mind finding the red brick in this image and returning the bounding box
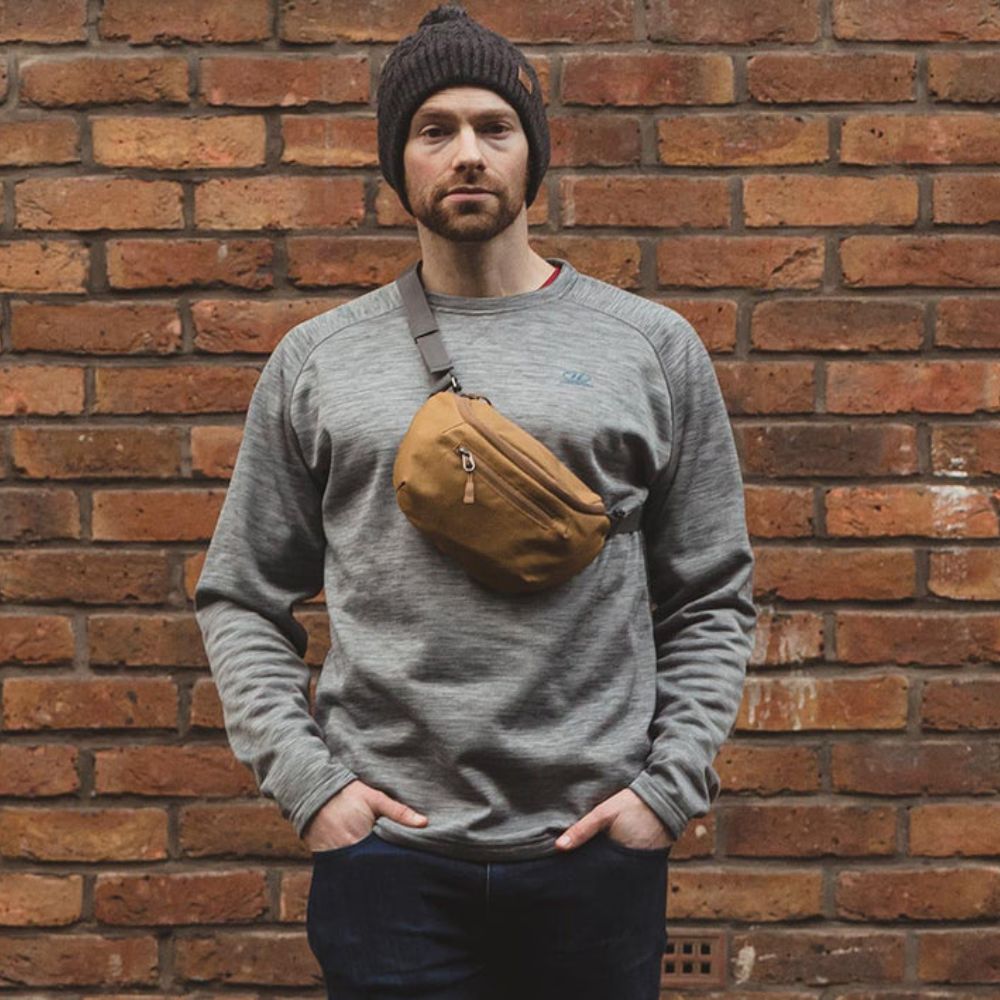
[726,803,897,856]
[560,176,728,229]
[715,743,821,795]
[842,235,1000,288]
[0,873,83,926]
[934,173,1000,225]
[11,301,182,354]
[0,744,79,795]
[929,548,1000,601]
[744,484,814,538]
[0,807,168,861]
[106,238,273,291]
[834,0,1000,41]
[179,803,308,859]
[658,113,828,166]
[826,485,1000,538]
[668,868,824,922]
[91,489,224,541]
[94,745,255,797]
[2,677,178,731]
[87,613,209,668]
[93,365,258,414]
[100,0,271,43]
[0,548,170,602]
[737,422,918,477]
[714,360,814,414]
[929,52,1000,104]
[842,113,1000,165]
[92,115,266,169]
[0,241,88,293]
[175,929,317,986]
[922,678,1000,731]
[281,114,377,166]
[910,803,1000,856]
[754,547,915,601]
[95,869,267,925]
[748,52,915,103]
[189,425,242,479]
[201,55,368,106]
[562,52,732,106]
[0,364,84,415]
[833,740,1000,796]
[0,118,79,165]
[281,0,632,43]
[932,423,1000,476]
[836,610,1000,665]
[0,934,158,987]
[191,297,344,353]
[20,55,189,106]
[0,0,87,43]
[736,675,909,732]
[548,116,642,167]
[657,236,824,289]
[16,177,183,231]
[648,0,820,43]
[194,177,365,230]
[13,425,182,479]
[286,236,421,288]
[918,929,1000,984]
[751,298,924,352]
[744,174,917,227]
[750,609,825,668]
[189,676,223,729]
[0,490,81,543]
[652,297,738,353]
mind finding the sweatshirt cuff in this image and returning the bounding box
[288,766,359,840]
[627,771,689,842]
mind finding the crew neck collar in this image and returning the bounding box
[413,257,577,314]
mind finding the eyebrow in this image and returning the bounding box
[413,107,515,124]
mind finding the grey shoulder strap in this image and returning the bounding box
[397,260,461,392]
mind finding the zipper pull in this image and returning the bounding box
[457,446,476,503]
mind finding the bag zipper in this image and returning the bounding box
[454,393,605,516]
[456,445,557,533]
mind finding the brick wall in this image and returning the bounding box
[1,0,999,994]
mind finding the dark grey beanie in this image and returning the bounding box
[375,3,550,216]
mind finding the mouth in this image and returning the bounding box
[444,188,495,199]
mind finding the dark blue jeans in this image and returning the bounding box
[305,828,670,999]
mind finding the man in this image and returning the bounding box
[194,4,757,998]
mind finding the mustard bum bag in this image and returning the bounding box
[391,260,643,594]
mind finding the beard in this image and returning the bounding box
[409,174,526,243]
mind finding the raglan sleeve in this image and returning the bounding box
[193,334,358,839]
[627,317,758,842]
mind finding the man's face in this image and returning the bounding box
[402,86,529,243]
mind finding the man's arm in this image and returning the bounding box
[628,319,757,842]
[194,334,357,839]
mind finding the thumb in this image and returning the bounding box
[371,789,428,828]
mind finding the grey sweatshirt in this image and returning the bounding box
[194,257,757,862]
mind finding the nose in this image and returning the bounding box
[450,122,486,172]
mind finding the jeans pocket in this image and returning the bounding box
[596,829,672,858]
[310,829,378,861]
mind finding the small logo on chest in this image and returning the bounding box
[561,370,593,387]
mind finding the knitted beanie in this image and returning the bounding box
[375,3,550,216]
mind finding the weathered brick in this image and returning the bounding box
[548,115,642,168]
[179,803,308,859]
[281,114,377,166]
[749,610,825,667]
[754,546,916,601]
[716,743,821,794]
[16,177,183,232]
[189,425,242,479]
[106,238,273,290]
[751,298,924,352]
[834,0,1000,41]
[0,806,168,861]
[0,241,88,293]
[0,0,87,43]
[922,678,1000,731]
[194,177,365,230]
[100,0,271,43]
[2,677,178,730]
[748,52,915,103]
[736,675,909,732]
[648,0,820,43]
[658,113,828,166]
[668,868,824,921]
[94,745,256,796]
[836,610,1000,664]
[201,55,368,106]
[0,744,79,795]
[0,548,171,602]
[744,175,917,227]
[10,301,182,354]
[20,55,189,106]
[932,424,1000,477]
[286,236,421,288]
[0,873,83,926]
[91,489,224,541]
[95,869,268,925]
[175,929,318,987]
[191,297,343,353]
[92,115,266,169]
[826,485,1000,538]
[0,490,81,543]
[910,803,1000,856]
[0,364,85,415]
[929,548,1000,601]
[657,236,824,289]
[87,613,209,668]
[13,426,182,479]
[189,676,224,729]
[918,929,1000,984]
[934,174,1000,225]
[93,365,258,414]
[744,484,814,538]
[0,118,79,165]
[562,52,732,106]
[560,176,728,229]
[714,360,814,414]
[842,113,1000,164]
[652,297,738,353]
[0,933,158,987]
[842,236,1000,288]
[726,803,897,856]
[929,52,1000,103]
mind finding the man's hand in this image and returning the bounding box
[302,779,428,852]
[554,788,677,852]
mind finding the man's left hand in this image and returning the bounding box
[554,788,677,851]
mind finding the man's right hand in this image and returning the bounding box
[302,779,428,852]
